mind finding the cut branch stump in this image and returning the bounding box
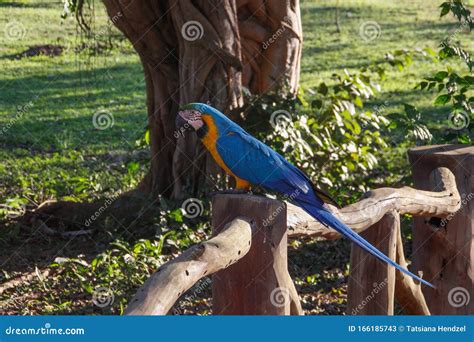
[212,194,300,315]
[409,145,473,315]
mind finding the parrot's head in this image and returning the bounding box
[176,103,231,138]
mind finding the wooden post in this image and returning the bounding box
[212,194,300,315]
[347,211,397,315]
[409,145,473,315]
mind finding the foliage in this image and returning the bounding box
[244,50,433,199]
[414,0,474,144]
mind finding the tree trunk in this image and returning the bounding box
[101,0,302,200]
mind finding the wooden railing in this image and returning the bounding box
[125,145,473,315]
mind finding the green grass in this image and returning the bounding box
[301,0,473,142]
[0,0,472,315]
[0,0,148,207]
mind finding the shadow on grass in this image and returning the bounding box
[0,63,146,151]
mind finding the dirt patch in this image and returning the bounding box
[14,45,64,59]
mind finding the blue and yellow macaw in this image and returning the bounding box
[176,103,433,288]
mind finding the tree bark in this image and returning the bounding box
[101,0,303,200]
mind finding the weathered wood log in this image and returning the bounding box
[409,145,473,315]
[212,194,301,315]
[125,218,252,315]
[288,167,461,240]
[394,216,431,315]
[347,211,397,315]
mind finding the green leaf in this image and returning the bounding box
[354,96,363,108]
[311,99,323,109]
[144,130,150,145]
[457,134,471,144]
[169,208,183,222]
[464,76,474,84]
[424,47,438,58]
[434,94,451,105]
[440,3,450,17]
[83,283,94,294]
[317,83,328,95]
[434,71,448,81]
[418,81,428,90]
[427,82,437,91]
[91,258,98,271]
[127,161,140,173]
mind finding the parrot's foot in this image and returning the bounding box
[210,189,252,196]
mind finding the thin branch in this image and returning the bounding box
[394,221,431,315]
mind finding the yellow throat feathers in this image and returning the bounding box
[200,114,251,190]
[200,114,234,177]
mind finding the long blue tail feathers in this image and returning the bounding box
[297,201,435,288]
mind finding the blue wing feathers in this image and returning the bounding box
[216,129,310,195]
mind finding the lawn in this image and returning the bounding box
[0,0,471,314]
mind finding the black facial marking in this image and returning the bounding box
[196,124,208,138]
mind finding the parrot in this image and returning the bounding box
[176,102,434,288]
